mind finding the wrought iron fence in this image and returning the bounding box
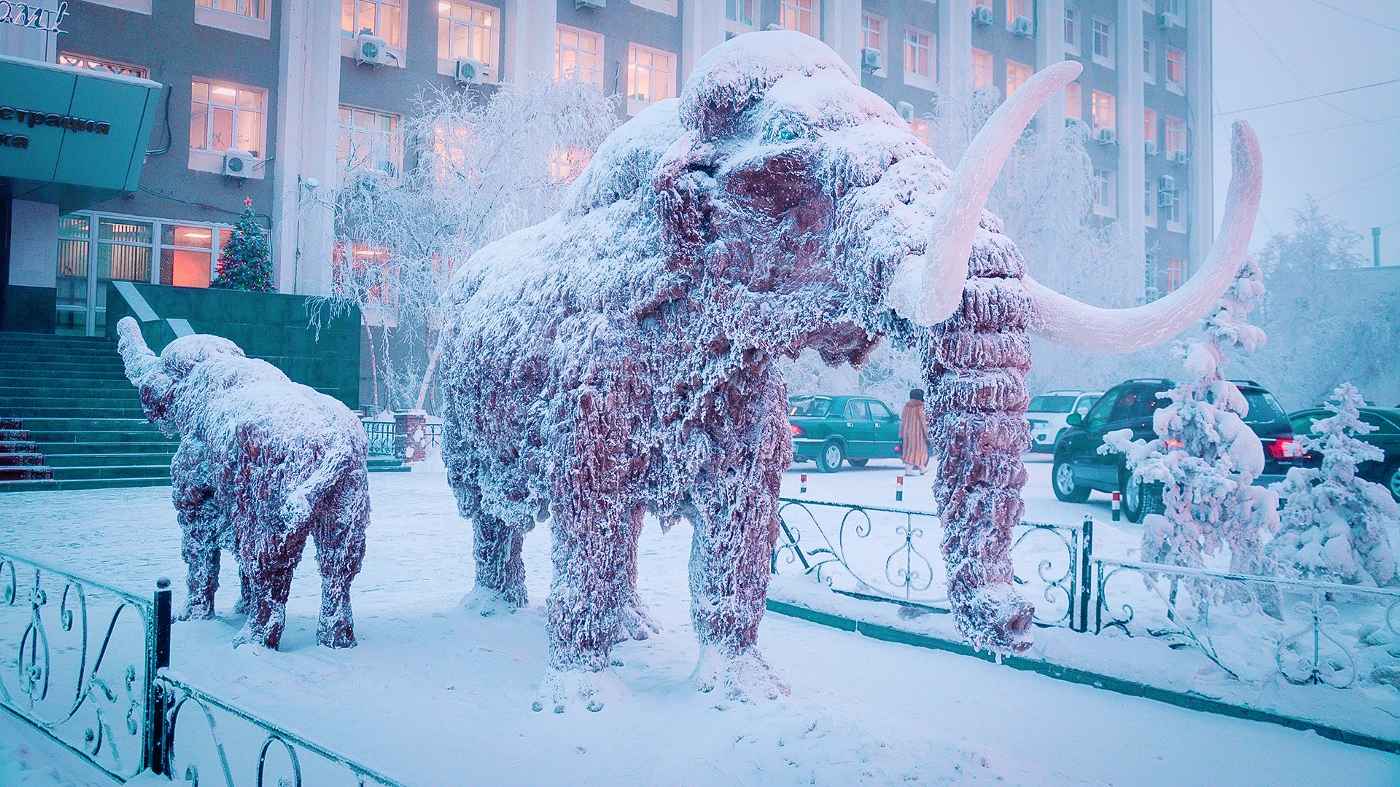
[1095,558,1400,689]
[0,548,407,785]
[773,498,1092,630]
[362,420,442,459]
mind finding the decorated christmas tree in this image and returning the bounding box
[212,198,275,292]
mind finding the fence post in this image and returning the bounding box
[1076,516,1094,633]
[146,578,172,775]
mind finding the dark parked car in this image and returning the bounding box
[1052,379,1302,522]
[1288,405,1400,501]
[789,395,902,472]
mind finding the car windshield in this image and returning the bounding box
[1028,395,1078,414]
[1242,390,1287,426]
[790,397,831,417]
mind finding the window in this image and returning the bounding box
[1144,108,1158,150]
[161,224,233,289]
[905,28,934,86]
[58,53,148,79]
[727,0,756,27]
[1166,47,1185,93]
[1143,178,1155,225]
[843,400,870,420]
[1006,0,1031,30]
[338,107,403,177]
[342,0,402,48]
[1091,89,1115,134]
[1164,115,1186,156]
[550,148,590,184]
[862,14,885,73]
[627,44,676,115]
[971,48,993,90]
[909,117,932,146]
[1091,19,1113,67]
[1160,178,1182,226]
[1006,60,1031,98]
[197,0,264,20]
[190,79,265,157]
[1093,167,1116,217]
[334,242,397,320]
[438,1,498,72]
[1165,258,1184,293]
[1064,81,1082,121]
[1142,38,1155,83]
[556,25,603,86]
[1063,6,1079,55]
[780,0,818,37]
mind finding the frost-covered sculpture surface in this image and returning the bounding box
[1269,384,1399,587]
[439,32,1263,703]
[116,317,370,649]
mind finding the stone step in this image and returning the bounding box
[0,439,38,453]
[0,391,140,406]
[39,441,176,455]
[0,428,30,441]
[28,429,172,444]
[0,418,20,429]
[0,376,135,390]
[0,476,171,493]
[51,464,172,481]
[0,452,45,466]
[45,452,175,468]
[0,465,54,481]
[0,362,128,377]
[3,407,148,420]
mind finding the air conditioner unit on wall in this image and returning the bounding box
[454,58,487,85]
[972,5,993,26]
[860,47,882,72]
[895,101,915,123]
[1159,12,1181,29]
[1169,150,1189,165]
[1144,139,1158,156]
[355,32,394,67]
[1012,16,1033,37]
[1158,174,1176,191]
[222,148,254,177]
[575,0,605,8]
[1096,127,1117,145]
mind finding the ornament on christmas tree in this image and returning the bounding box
[212,198,275,292]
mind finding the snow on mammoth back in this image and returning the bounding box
[438,31,1263,705]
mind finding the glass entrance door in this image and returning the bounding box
[55,216,154,336]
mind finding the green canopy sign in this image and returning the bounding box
[0,53,161,210]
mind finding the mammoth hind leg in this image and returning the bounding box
[175,491,222,621]
[311,473,370,648]
[468,513,530,612]
[545,499,631,674]
[232,520,310,651]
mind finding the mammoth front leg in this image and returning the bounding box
[311,472,370,648]
[470,514,530,611]
[171,441,223,621]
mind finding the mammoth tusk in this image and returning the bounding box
[116,316,160,383]
[887,60,1082,327]
[1026,120,1263,352]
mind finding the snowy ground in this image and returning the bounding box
[1,460,1397,785]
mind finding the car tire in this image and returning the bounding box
[847,458,869,467]
[1121,470,1164,524]
[817,441,845,473]
[1052,454,1090,503]
[1385,460,1400,503]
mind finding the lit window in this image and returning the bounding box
[1006,60,1031,97]
[1065,81,1082,121]
[338,107,403,177]
[727,0,756,27]
[556,25,603,86]
[627,43,677,114]
[160,223,233,289]
[780,0,818,37]
[551,147,591,184]
[1091,89,1115,134]
[862,14,885,70]
[1063,7,1079,55]
[1165,258,1184,293]
[438,1,498,71]
[1165,116,1186,156]
[971,48,993,90]
[190,79,265,157]
[905,28,934,84]
[1166,47,1186,93]
[342,0,402,48]
[58,53,148,79]
[909,117,932,146]
[1142,38,1155,83]
[1093,167,1116,217]
[334,242,397,317]
[972,0,992,10]
[1144,179,1155,225]
[1091,19,1113,67]
[197,0,265,20]
[1005,0,1031,29]
[1144,108,1158,149]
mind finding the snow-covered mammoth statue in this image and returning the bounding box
[116,317,370,650]
[440,32,1261,706]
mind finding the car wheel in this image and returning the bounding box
[1386,460,1400,503]
[1121,470,1163,523]
[817,441,845,473]
[847,458,869,467]
[1052,454,1090,503]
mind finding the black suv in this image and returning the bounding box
[1051,379,1301,522]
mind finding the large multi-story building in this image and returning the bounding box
[0,0,1212,337]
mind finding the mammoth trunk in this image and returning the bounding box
[923,237,1036,654]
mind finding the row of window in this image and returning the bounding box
[1065,5,1187,93]
[1089,165,1185,230]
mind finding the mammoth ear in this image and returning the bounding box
[654,137,720,260]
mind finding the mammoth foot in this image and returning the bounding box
[176,598,217,622]
[691,645,791,703]
[233,595,250,615]
[531,667,628,714]
[613,598,662,644]
[317,616,357,649]
[232,609,285,650]
[952,584,1035,655]
[460,586,527,617]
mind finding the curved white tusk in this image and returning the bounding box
[116,316,160,383]
[887,60,1083,327]
[1026,120,1263,352]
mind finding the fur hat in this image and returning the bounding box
[910,389,924,401]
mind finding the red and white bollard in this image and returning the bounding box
[800,473,808,495]
[896,474,904,503]
[1111,490,1121,521]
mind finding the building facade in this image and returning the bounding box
[0,0,1212,336]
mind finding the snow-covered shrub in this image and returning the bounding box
[1268,384,1399,587]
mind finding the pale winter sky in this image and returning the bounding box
[1211,0,1400,262]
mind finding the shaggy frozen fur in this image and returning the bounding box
[116,317,370,649]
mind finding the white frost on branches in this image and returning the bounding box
[1268,384,1399,587]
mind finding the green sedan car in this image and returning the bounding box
[788,395,902,472]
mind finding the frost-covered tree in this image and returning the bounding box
[319,80,617,412]
[1268,384,1399,587]
[1106,258,1280,598]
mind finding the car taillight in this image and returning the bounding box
[1165,439,1184,450]
[790,425,804,437]
[1267,438,1303,460]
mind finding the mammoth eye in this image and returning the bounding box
[775,125,799,142]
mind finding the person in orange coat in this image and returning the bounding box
[900,389,930,476]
